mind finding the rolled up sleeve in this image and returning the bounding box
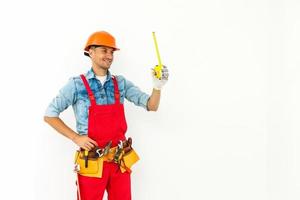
[120,76,150,110]
[44,78,77,117]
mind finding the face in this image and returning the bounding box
[89,46,115,70]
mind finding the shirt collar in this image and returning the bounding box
[86,68,112,81]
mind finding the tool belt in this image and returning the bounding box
[74,137,139,178]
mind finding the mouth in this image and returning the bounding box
[104,59,112,64]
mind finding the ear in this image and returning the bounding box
[88,48,94,57]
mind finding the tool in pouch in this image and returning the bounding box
[74,138,140,178]
[152,32,164,79]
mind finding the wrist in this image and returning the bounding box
[153,87,161,90]
[71,134,79,142]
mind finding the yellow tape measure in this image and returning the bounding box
[152,32,163,79]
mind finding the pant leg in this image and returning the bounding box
[77,162,111,200]
[106,162,131,200]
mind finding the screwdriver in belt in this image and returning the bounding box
[84,150,89,168]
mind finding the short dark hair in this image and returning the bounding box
[84,45,101,57]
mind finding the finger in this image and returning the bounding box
[88,138,98,146]
[84,144,92,151]
[162,72,169,79]
[151,69,155,76]
[86,142,95,149]
[163,71,169,76]
[162,68,168,72]
[81,145,89,151]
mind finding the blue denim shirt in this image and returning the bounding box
[45,69,150,135]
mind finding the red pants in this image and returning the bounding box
[77,75,131,200]
[77,162,131,200]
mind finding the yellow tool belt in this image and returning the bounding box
[74,139,139,178]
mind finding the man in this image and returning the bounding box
[44,31,169,200]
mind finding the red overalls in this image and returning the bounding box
[77,74,131,200]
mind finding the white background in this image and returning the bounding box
[0,0,299,199]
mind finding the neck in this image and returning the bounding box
[92,65,108,76]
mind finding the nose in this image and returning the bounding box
[106,52,113,60]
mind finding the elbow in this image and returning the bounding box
[147,98,159,112]
[44,116,55,123]
[147,105,159,112]
[44,116,50,123]
[152,106,159,112]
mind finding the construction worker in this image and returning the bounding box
[44,31,169,200]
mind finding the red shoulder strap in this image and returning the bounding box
[80,75,96,106]
[112,76,120,104]
[80,74,121,105]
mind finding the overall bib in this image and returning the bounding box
[77,74,131,200]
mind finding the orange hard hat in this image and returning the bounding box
[84,31,120,56]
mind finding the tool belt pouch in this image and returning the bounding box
[74,150,103,178]
[122,149,140,172]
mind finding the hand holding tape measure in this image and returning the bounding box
[152,32,169,90]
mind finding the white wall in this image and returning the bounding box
[0,0,299,199]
